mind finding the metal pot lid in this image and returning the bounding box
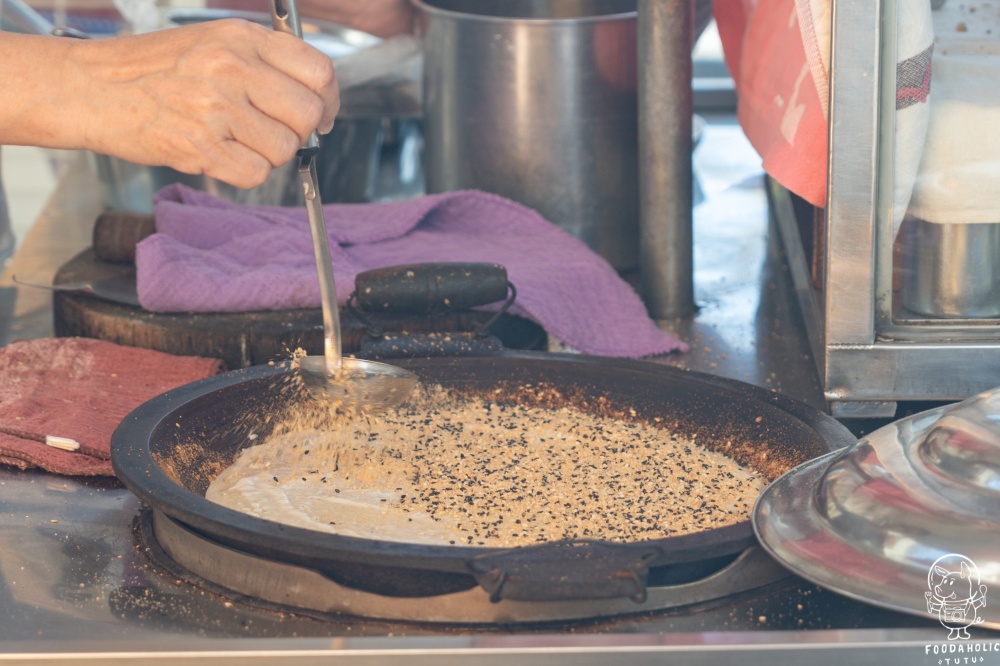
[753,387,1000,629]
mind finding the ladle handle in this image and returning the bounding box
[269,0,302,38]
[298,151,342,371]
[269,0,320,152]
[271,0,341,372]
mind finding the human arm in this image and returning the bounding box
[0,19,339,189]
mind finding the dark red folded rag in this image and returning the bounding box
[0,337,224,476]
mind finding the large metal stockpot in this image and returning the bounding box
[414,0,640,270]
[111,352,855,622]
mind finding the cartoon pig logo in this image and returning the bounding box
[925,554,987,640]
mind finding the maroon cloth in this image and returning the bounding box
[0,338,224,476]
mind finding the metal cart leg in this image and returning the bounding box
[638,0,695,320]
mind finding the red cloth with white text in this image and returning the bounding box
[714,0,829,208]
[714,0,934,233]
[0,338,223,476]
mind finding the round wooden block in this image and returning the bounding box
[52,249,545,370]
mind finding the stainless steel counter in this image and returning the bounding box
[0,466,977,664]
[0,119,986,663]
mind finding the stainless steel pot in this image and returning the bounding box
[414,0,640,270]
[899,216,1000,318]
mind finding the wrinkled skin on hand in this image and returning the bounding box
[0,19,339,189]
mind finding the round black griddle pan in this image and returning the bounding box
[112,352,854,602]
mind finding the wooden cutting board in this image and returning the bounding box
[52,249,545,370]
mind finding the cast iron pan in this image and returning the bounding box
[111,351,855,602]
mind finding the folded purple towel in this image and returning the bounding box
[136,185,687,358]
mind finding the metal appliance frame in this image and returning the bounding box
[771,0,1000,418]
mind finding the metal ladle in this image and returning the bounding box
[271,0,417,412]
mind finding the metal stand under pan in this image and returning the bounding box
[143,509,793,625]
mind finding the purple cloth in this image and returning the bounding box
[136,185,687,358]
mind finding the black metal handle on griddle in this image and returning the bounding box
[468,540,663,603]
[347,262,516,358]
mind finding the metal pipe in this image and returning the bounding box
[638,0,695,319]
[0,0,55,35]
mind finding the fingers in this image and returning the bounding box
[188,22,339,175]
[137,107,277,190]
[200,139,275,191]
[241,55,337,146]
[67,19,341,189]
[174,21,338,139]
[257,29,339,135]
[216,27,340,172]
[190,24,339,186]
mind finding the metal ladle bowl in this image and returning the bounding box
[298,356,418,412]
[273,0,418,412]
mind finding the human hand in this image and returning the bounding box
[1,20,338,189]
[83,19,338,188]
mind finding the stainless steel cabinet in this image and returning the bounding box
[773,0,1000,417]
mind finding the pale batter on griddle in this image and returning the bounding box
[206,385,767,547]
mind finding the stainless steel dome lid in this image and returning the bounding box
[753,388,1000,628]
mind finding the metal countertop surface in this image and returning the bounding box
[0,119,989,663]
